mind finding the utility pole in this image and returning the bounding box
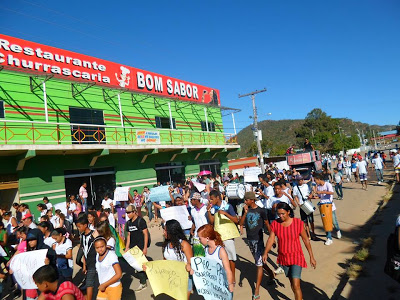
[239,88,267,173]
[373,130,377,149]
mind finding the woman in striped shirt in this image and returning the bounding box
[263,202,316,300]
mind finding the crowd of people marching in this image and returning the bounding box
[0,147,399,300]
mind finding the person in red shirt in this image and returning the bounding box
[262,202,316,300]
[33,264,84,300]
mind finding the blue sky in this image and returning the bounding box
[1,0,399,134]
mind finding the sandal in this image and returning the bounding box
[253,295,260,300]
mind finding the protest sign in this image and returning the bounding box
[114,186,130,201]
[54,202,67,215]
[0,245,7,257]
[192,180,206,192]
[144,260,188,300]
[243,167,262,183]
[191,256,232,300]
[160,206,192,229]
[214,213,240,241]
[150,186,170,203]
[122,246,148,272]
[10,249,47,289]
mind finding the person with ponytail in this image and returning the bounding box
[262,202,316,300]
[162,219,194,299]
[94,236,122,300]
[51,227,73,281]
[197,224,234,293]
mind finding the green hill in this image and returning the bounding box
[229,118,395,159]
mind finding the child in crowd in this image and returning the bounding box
[333,168,344,200]
[94,236,123,300]
[51,228,73,281]
[33,265,84,300]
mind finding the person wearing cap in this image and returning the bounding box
[190,192,208,256]
[239,191,275,299]
[22,213,37,229]
[293,176,316,240]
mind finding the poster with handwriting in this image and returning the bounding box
[114,186,130,201]
[122,246,148,272]
[214,212,240,241]
[191,256,232,300]
[10,249,47,289]
[160,205,193,229]
[150,186,170,203]
[144,260,188,300]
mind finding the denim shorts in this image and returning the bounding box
[280,264,302,279]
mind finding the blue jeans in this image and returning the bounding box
[326,210,340,239]
[146,201,153,221]
[335,183,343,198]
[375,169,384,182]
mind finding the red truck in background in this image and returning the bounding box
[286,150,322,178]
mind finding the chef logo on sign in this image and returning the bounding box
[115,66,130,88]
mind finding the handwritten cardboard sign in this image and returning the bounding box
[144,260,188,300]
[114,186,130,202]
[191,256,232,300]
[10,249,47,289]
[214,213,240,241]
[160,205,193,229]
[123,246,148,272]
[243,167,262,183]
[150,186,170,203]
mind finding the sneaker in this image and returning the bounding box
[273,266,285,274]
[324,239,333,246]
[378,181,381,185]
[336,230,342,239]
[134,283,147,292]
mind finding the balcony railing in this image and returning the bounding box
[0,120,238,146]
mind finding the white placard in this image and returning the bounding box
[10,249,47,289]
[150,186,170,203]
[114,187,130,201]
[243,167,262,183]
[54,202,67,216]
[160,205,192,229]
[0,245,7,257]
[192,180,206,192]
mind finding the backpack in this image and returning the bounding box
[140,218,151,248]
[384,227,400,283]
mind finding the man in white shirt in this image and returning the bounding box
[79,182,88,212]
[392,149,400,183]
[371,153,385,184]
[293,176,316,240]
[22,213,37,229]
[101,194,114,211]
[356,157,369,190]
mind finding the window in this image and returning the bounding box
[155,116,176,129]
[69,107,106,144]
[0,101,4,118]
[155,162,185,184]
[199,159,221,176]
[201,121,215,132]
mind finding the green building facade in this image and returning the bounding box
[0,67,239,218]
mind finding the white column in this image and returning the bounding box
[204,107,209,131]
[43,82,49,123]
[231,112,237,135]
[168,102,174,129]
[117,93,124,127]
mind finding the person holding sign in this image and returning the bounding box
[162,219,194,299]
[207,190,239,282]
[94,236,123,300]
[125,205,149,292]
[262,202,316,300]
[197,224,234,293]
[33,265,84,300]
[239,192,275,300]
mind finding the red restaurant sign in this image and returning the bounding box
[0,34,220,106]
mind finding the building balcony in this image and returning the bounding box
[0,120,238,150]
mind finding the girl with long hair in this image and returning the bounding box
[95,221,116,250]
[263,202,316,300]
[197,224,234,293]
[94,236,123,300]
[51,227,73,281]
[88,211,99,231]
[162,219,193,299]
